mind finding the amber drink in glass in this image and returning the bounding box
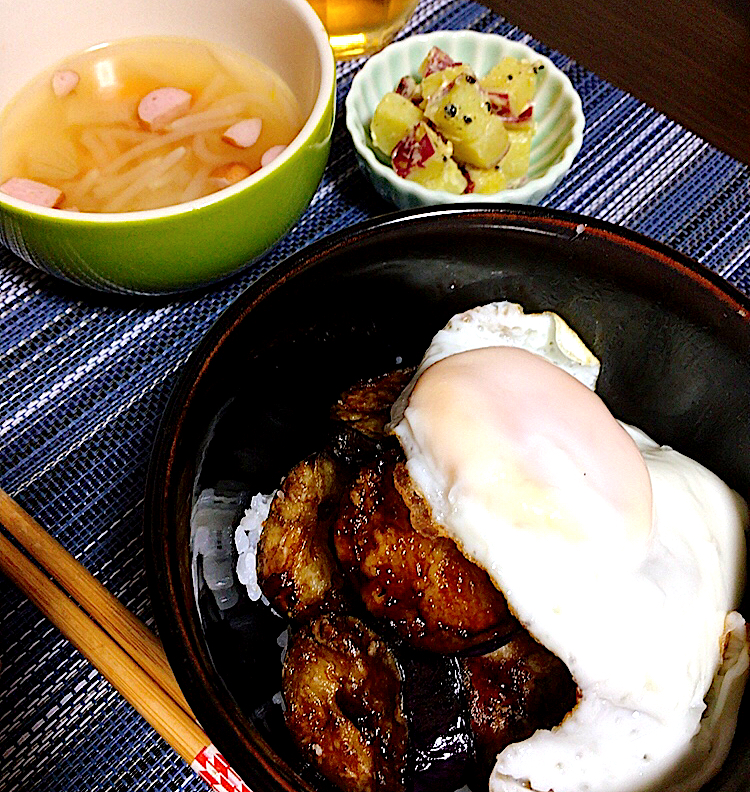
[308,0,419,59]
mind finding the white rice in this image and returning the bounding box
[234,491,275,600]
[272,690,286,711]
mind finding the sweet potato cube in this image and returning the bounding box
[501,127,534,180]
[371,92,424,156]
[419,64,475,107]
[423,75,509,168]
[391,122,467,194]
[465,164,508,194]
[481,57,537,117]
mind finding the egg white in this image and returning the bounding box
[391,301,600,422]
[390,302,749,792]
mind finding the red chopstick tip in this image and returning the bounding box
[192,744,252,792]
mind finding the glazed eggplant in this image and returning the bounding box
[257,367,581,792]
[460,631,579,783]
[331,369,414,439]
[399,649,473,792]
[328,369,414,467]
[256,453,354,621]
[282,614,409,792]
[334,456,519,653]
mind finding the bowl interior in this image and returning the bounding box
[148,207,750,792]
[1,0,324,117]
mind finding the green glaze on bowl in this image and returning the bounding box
[0,0,336,295]
[0,88,335,294]
[345,31,585,209]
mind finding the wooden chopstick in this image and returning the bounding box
[0,529,209,761]
[0,490,253,792]
[0,488,194,721]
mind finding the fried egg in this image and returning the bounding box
[389,302,749,792]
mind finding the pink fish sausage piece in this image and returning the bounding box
[52,69,79,97]
[222,118,262,148]
[261,145,286,167]
[137,87,192,131]
[0,177,64,208]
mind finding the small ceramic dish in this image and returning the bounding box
[345,31,585,209]
[0,0,335,295]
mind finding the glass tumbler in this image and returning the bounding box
[307,0,419,60]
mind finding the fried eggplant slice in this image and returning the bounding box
[282,614,409,792]
[334,457,518,653]
[329,369,415,467]
[331,369,414,439]
[460,631,579,782]
[399,650,473,792]
[256,453,353,621]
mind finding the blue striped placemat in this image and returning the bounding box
[0,1,748,790]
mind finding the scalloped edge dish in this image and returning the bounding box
[345,31,585,208]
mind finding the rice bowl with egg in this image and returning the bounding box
[234,301,749,792]
[145,206,750,792]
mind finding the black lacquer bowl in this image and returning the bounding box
[146,205,750,792]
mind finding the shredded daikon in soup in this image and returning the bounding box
[0,37,304,212]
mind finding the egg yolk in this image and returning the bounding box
[405,347,653,547]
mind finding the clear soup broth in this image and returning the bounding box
[0,37,304,212]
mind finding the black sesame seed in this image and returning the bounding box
[463,115,472,124]
[445,103,457,117]
[507,74,513,80]
[538,64,545,69]
[443,155,448,162]
[485,101,492,111]
[466,75,476,83]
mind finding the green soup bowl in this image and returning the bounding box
[0,0,335,294]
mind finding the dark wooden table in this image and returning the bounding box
[482,0,750,165]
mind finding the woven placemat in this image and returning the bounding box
[0,1,748,790]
